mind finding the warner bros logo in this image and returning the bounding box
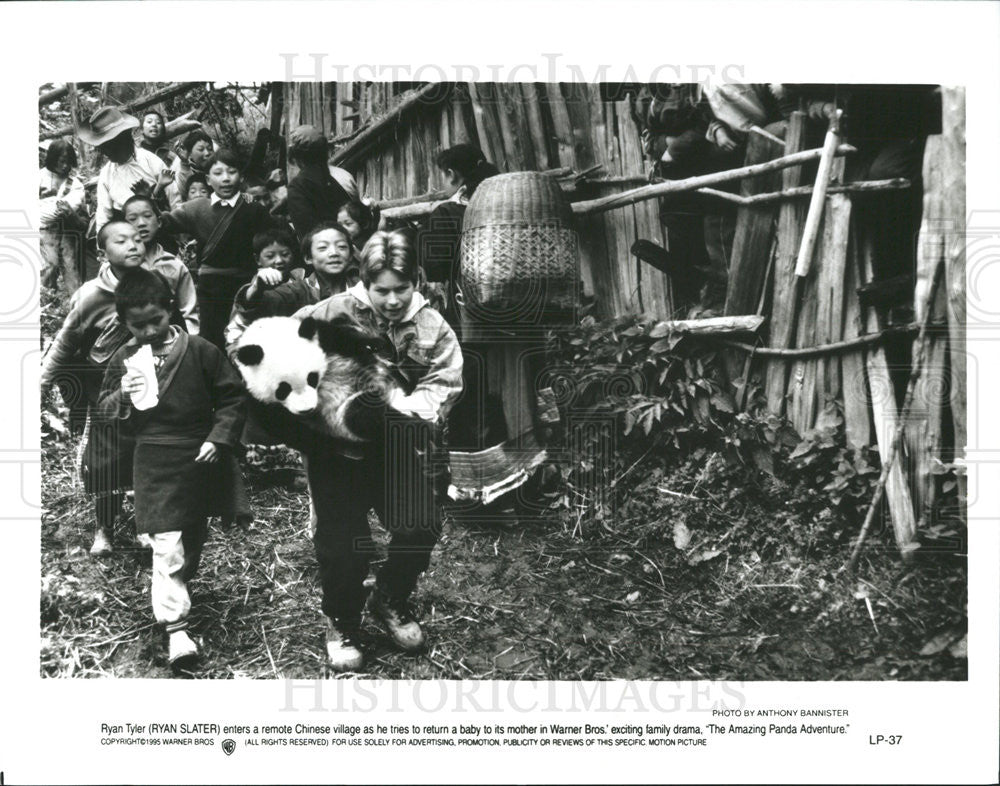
[222,738,237,756]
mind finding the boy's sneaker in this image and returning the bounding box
[89,528,113,557]
[168,630,199,669]
[370,588,425,652]
[325,618,364,672]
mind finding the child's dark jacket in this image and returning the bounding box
[98,331,248,533]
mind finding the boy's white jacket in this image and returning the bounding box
[295,282,464,423]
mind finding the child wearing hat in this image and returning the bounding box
[80,107,173,233]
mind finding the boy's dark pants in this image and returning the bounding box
[197,273,249,350]
[306,417,447,625]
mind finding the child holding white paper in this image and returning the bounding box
[98,267,246,669]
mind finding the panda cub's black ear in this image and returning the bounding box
[298,317,318,342]
[314,318,389,362]
[236,344,264,366]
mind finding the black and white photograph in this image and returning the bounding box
[38,77,968,681]
[5,1,1000,783]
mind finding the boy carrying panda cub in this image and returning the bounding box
[235,230,463,671]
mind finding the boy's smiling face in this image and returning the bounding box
[100,222,145,273]
[208,161,241,199]
[309,228,352,278]
[257,242,294,274]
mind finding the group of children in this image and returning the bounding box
[41,106,462,673]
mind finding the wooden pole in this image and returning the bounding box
[570,143,856,216]
[846,256,945,572]
[649,315,765,336]
[39,82,99,108]
[330,83,451,169]
[749,124,786,146]
[742,178,910,206]
[720,324,918,358]
[794,110,842,278]
[65,82,86,169]
[380,160,882,223]
[40,81,204,141]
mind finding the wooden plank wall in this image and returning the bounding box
[282,81,676,320]
[280,81,966,553]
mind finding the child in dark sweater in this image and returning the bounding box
[158,149,276,350]
[98,267,246,669]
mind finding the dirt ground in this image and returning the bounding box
[41,430,967,681]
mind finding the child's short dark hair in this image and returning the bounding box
[253,227,299,259]
[114,267,174,320]
[359,230,418,285]
[122,194,159,216]
[207,148,243,172]
[97,219,134,251]
[436,143,499,196]
[182,130,213,154]
[44,139,77,171]
[300,221,352,261]
[142,109,165,125]
[338,199,380,234]
[183,172,210,200]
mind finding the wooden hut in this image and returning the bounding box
[278,81,965,552]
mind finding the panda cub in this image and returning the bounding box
[234,315,404,447]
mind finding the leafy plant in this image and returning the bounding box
[544,315,902,544]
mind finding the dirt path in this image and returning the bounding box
[41,440,967,681]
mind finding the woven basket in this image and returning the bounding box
[460,172,579,322]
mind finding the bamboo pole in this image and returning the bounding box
[741,178,910,206]
[380,172,898,222]
[570,143,856,216]
[846,256,946,572]
[696,187,747,205]
[720,324,918,358]
[649,315,765,336]
[40,81,204,140]
[794,110,842,277]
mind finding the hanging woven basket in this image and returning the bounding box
[459,172,580,323]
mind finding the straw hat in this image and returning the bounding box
[78,107,139,147]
